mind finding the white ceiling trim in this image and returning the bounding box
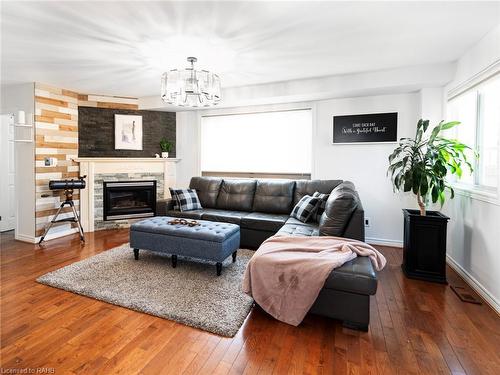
[139,62,456,111]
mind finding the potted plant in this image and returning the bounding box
[388,119,476,283]
[159,138,173,158]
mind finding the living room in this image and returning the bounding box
[0,1,499,374]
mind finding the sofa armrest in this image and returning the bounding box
[156,199,175,216]
[343,207,365,242]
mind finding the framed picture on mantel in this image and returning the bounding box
[332,112,398,144]
[115,114,143,150]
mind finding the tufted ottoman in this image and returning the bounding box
[130,216,240,276]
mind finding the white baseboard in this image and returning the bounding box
[446,254,500,314]
[15,233,37,243]
[35,228,79,243]
[366,237,403,248]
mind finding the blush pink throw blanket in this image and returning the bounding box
[242,236,387,326]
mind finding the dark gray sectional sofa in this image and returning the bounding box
[158,176,377,331]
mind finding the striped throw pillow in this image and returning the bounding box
[312,192,329,222]
[291,195,320,223]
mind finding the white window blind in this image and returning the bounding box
[201,109,312,174]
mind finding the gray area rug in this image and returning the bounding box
[36,244,254,337]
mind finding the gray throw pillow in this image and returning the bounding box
[319,182,358,236]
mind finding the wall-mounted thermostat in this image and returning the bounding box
[44,157,57,166]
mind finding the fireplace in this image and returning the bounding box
[103,181,157,221]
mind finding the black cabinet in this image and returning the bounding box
[402,209,449,284]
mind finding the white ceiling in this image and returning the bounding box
[1,1,499,97]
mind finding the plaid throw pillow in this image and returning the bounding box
[169,188,180,210]
[313,192,329,222]
[170,188,202,212]
[291,195,321,223]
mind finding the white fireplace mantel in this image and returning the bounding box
[75,157,181,163]
[74,157,180,232]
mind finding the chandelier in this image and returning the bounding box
[161,57,221,107]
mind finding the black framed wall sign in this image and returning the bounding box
[333,112,398,144]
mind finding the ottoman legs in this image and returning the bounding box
[216,262,222,276]
[133,249,231,276]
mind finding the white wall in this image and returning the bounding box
[175,111,200,188]
[0,83,36,241]
[314,93,419,245]
[441,24,500,312]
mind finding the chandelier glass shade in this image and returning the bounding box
[161,57,221,107]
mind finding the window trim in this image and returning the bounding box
[447,60,500,100]
[201,171,311,180]
[447,70,500,198]
[452,182,500,206]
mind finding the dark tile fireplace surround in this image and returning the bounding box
[103,180,157,221]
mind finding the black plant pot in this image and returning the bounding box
[402,209,450,284]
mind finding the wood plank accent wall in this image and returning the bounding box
[34,83,139,238]
[34,83,80,237]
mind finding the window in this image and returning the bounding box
[200,109,312,178]
[447,73,500,190]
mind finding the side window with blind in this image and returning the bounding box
[447,73,500,191]
[200,109,312,179]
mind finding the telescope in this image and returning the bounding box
[38,176,87,245]
[49,177,86,190]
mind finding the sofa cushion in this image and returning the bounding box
[277,223,319,237]
[189,177,222,208]
[165,209,204,220]
[201,209,250,225]
[319,181,359,237]
[216,179,257,212]
[294,179,343,206]
[252,180,296,214]
[241,212,289,232]
[284,217,318,228]
[323,256,377,295]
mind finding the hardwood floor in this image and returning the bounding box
[1,230,499,375]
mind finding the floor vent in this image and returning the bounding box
[450,285,482,305]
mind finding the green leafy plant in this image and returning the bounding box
[159,138,173,153]
[388,119,477,215]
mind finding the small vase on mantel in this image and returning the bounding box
[159,138,173,159]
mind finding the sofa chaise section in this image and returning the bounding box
[158,176,376,330]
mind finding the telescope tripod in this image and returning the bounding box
[38,189,85,244]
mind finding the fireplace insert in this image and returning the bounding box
[103,180,157,221]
